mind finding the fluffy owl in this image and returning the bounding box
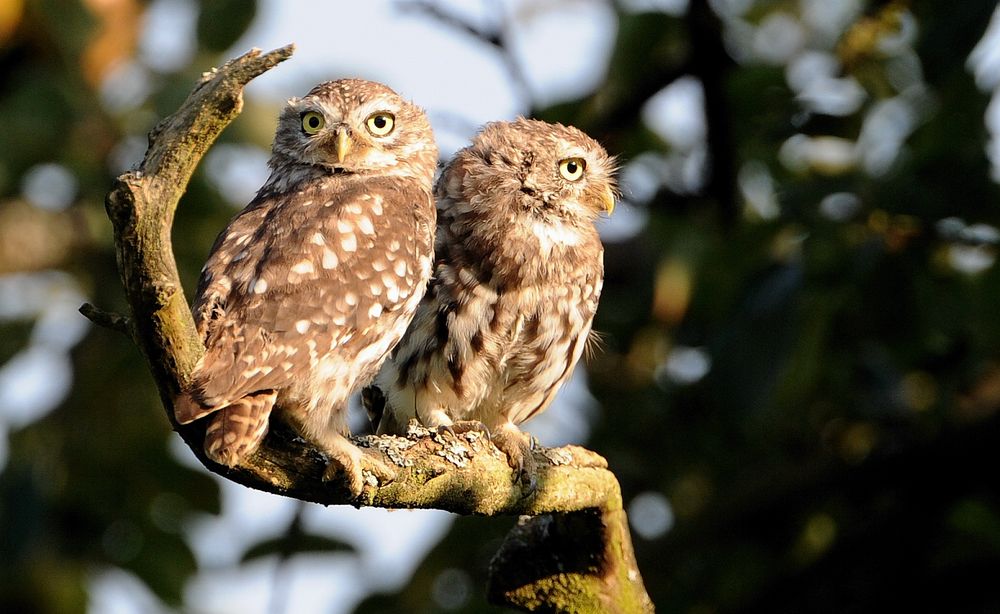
[174,79,438,496]
[367,117,616,488]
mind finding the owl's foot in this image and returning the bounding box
[491,424,538,496]
[320,436,396,497]
[203,392,275,467]
[437,420,492,440]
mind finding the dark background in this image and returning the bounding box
[3,0,1000,612]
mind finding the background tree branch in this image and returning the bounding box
[85,46,652,612]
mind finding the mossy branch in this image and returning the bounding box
[96,46,652,612]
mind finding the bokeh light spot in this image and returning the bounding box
[430,568,471,610]
[629,491,675,540]
[21,163,77,211]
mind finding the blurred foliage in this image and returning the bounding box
[0,0,259,611]
[197,0,256,52]
[363,0,1000,612]
[2,0,1000,612]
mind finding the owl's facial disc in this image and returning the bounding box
[272,80,437,183]
[513,154,614,217]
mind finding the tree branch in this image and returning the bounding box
[490,507,655,613]
[79,302,132,337]
[100,45,651,612]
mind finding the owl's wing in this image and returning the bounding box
[182,179,431,418]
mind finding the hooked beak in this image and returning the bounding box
[602,186,616,215]
[334,128,352,163]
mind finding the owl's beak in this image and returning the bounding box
[334,129,352,163]
[602,186,616,215]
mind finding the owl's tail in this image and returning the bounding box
[203,391,277,466]
[173,389,217,424]
[174,388,277,467]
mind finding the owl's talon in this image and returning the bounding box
[321,458,365,497]
[436,420,491,440]
[518,468,539,496]
[321,447,396,497]
[491,426,538,497]
[361,449,396,485]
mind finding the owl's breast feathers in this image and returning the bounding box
[175,173,434,423]
[377,200,604,428]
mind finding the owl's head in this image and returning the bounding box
[271,79,437,183]
[444,117,617,223]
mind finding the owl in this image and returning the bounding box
[367,118,616,489]
[173,79,438,496]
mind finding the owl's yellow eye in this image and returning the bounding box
[558,157,587,181]
[301,112,325,135]
[365,112,395,136]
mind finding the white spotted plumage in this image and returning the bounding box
[174,79,437,496]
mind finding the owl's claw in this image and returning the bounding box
[320,438,396,497]
[360,450,396,485]
[491,426,538,496]
[437,420,491,440]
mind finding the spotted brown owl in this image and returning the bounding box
[367,117,616,488]
[174,79,438,496]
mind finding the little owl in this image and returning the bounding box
[174,79,438,496]
[367,117,616,489]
